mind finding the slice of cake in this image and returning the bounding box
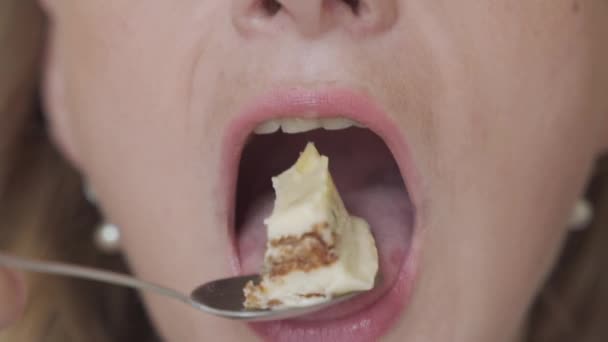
[243,142,378,310]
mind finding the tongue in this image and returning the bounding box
[236,129,414,302]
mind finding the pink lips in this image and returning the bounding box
[220,87,423,342]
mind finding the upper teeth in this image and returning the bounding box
[254,118,365,134]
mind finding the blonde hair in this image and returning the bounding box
[0,1,606,341]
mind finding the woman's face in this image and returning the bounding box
[43,1,608,341]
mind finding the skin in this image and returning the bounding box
[2,0,604,341]
[0,268,24,330]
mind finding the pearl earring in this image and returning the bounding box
[93,222,121,253]
[569,198,593,231]
[84,184,122,253]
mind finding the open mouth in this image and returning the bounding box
[222,88,420,342]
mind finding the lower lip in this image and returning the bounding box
[221,87,423,341]
[248,250,418,342]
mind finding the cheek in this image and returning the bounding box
[56,3,232,191]
[53,1,239,303]
[401,1,601,338]
[421,0,598,234]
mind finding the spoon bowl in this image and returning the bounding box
[191,274,362,321]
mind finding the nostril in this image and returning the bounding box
[343,0,360,15]
[260,0,359,17]
[234,0,389,38]
[262,0,282,16]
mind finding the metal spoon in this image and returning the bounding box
[0,253,363,321]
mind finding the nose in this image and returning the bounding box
[233,0,398,38]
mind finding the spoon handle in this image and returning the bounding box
[0,253,198,309]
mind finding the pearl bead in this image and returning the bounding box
[569,199,593,231]
[94,223,121,253]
